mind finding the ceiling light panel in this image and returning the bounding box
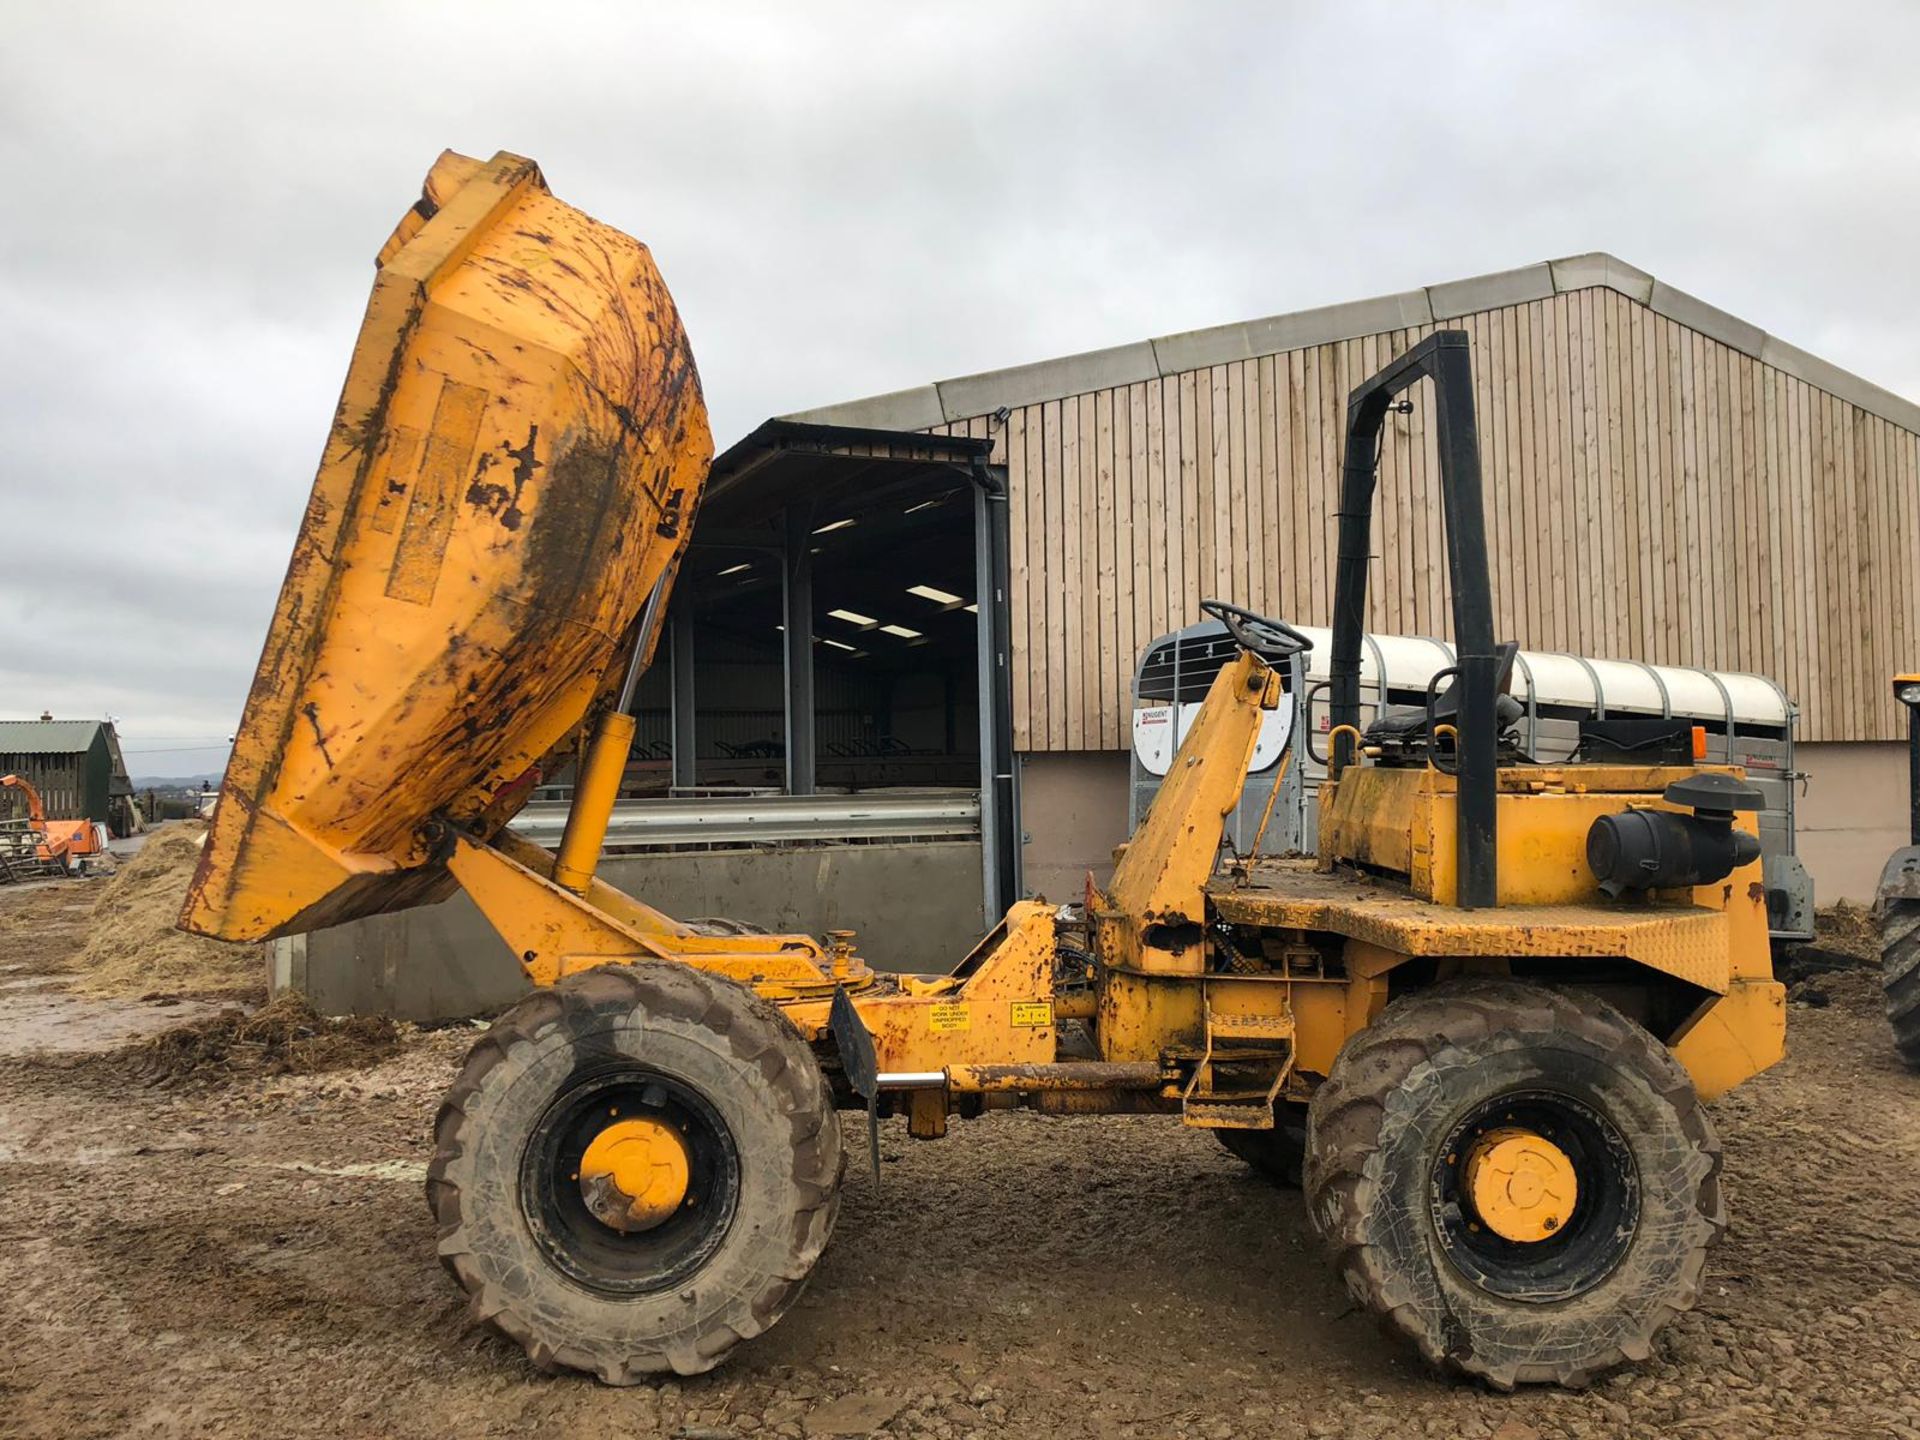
[907,584,963,605]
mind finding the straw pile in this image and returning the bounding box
[70,822,265,997]
[108,992,400,1087]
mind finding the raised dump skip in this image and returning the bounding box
[183,151,712,942]
[1131,619,1813,940]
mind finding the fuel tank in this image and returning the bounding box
[182,150,711,941]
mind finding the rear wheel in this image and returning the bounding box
[1882,895,1920,1068]
[1212,1105,1307,1187]
[1304,979,1722,1388]
[426,962,842,1382]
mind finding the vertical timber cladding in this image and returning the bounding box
[920,279,1920,751]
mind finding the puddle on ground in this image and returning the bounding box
[0,1135,425,1184]
[0,987,223,1057]
[0,1106,421,1181]
[253,1159,427,1183]
[0,1142,145,1165]
[0,1112,159,1166]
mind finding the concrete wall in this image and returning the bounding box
[282,841,987,1021]
[1018,741,1908,908]
[1018,750,1132,901]
[1796,741,1908,902]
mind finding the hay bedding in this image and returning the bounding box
[1811,899,1880,964]
[111,992,401,1087]
[72,821,265,998]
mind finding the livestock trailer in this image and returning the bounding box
[1130,620,1813,942]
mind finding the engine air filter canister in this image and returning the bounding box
[1586,774,1764,896]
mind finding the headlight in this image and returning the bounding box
[1897,681,1920,707]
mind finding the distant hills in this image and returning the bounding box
[131,772,225,790]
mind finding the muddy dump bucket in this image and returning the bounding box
[183,151,711,942]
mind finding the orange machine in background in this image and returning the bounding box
[0,773,107,874]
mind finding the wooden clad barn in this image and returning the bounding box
[791,253,1920,900]
[0,717,138,837]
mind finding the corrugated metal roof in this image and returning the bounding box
[0,720,107,755]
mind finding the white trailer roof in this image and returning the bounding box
[1288,625,1792,730]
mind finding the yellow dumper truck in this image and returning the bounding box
[185,151,1785,1388]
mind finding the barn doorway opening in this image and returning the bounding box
[623,420,1019,925]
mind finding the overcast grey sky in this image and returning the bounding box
[4,2,1916,777]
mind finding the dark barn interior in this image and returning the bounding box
[622,422,1001,800]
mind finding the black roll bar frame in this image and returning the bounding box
[1330,330,1500,909]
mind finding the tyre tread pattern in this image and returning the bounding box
[425,962,842,1383]
[1882,897,1920,1068]
[1303,978,1723,1389]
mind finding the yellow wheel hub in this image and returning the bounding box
[1462,1126,1578,1243]
[577,1115,690,1233]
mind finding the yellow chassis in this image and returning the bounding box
[445,646,1783,1130]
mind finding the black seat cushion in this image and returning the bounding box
[1360,643,1524,745]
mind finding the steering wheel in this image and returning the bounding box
[1199,599,1314,661]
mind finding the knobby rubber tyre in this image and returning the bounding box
[426,962,843,1383]
[1303,978,1723,1389]
[1213,1105,1308,1187]
[1882,896,1920,1068]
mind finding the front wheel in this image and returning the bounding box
[1304,979,1723,1389]
[426,962,843,1382]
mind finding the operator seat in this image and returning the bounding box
[1363,641,1524,747]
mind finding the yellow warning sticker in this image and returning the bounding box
[928,1003,971,1034]
[1010,1000,1053,1028]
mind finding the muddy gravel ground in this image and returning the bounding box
[3,889,1919,1439]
